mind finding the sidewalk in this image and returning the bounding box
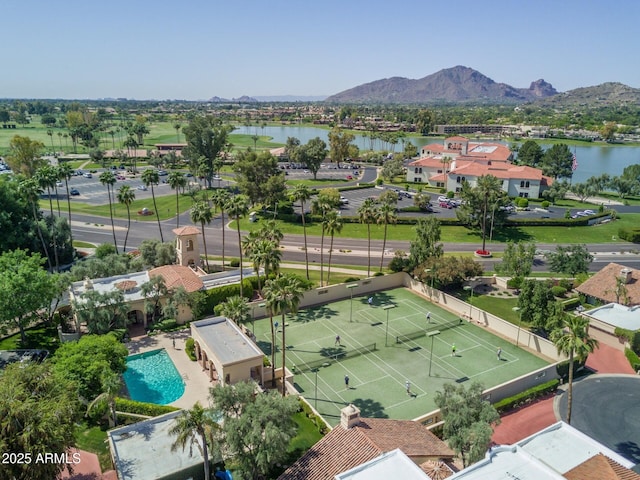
[491,342,633,445]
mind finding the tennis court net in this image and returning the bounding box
[396,318,465,344]
[294,343,377,373]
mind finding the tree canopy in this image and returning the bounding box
[210,381,299,480]
[183,116,233,187]
[51,333,128,401]
[542,144,574,179]
[0,362,81,480]
[434,382,500,467]
[495,242,536,279]
[233,150,286,206]
[547,244,593,276]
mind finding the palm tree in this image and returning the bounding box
[311,197,331,286]
[551,315,598,424]
[174,122,182,142]
[35,165,60,271]
[476,175,502,254]
[226,194,249,297]
[219,295,250,327]
[168,171,187,228]
[290,184,312,280]
[169,402,219,480]
[141,168,163,242]
[244,237,282,295]
[357,198,377,277]
[123,136,138,172]
[211,188,231,270]
[377,198,398,272]
[86,372,122,428]
[264,273,305,396]
[116,185,135,252]
[18,178,52,268]
[257,219,284,245]
[99,171,118,253]
[190,201,212,272]
[323,210,343,285]
[57,162,74,226]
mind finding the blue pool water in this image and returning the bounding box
[123,349,185,405]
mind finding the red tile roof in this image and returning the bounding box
[172,226,201,236]
[278,418,454,480]
[564,453,640,480]
[576,263,640,306]
[148,265,204,293]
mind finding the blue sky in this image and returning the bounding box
[2,0,638,100]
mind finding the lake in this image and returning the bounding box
[233,125,640,183]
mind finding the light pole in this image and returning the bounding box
[347,283,358,322]
[463,285,474,320]
[427,330,441,376]
[383,304,396,347]
[512,306,522,346]
[313,368,319,410]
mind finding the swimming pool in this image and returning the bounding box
[123,349,185,405]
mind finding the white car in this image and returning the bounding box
[137,185,148,191]
[583,209,596,215]
[438,196,449,203]
[575,211,589,217]
[340,196,349,205]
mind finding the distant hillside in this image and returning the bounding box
[208,95,258,103]
[253,95,328,102]
[532,82,640,108]
[325,66,557,104]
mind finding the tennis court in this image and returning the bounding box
[252,287,550,426]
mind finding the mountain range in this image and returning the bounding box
[324,66,558,104]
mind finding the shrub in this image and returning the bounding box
[155,319,178,331]
[446,191,455,199]
[562,297,581,311]
[439,188,446,194]
[343,277,361,283]
[516,197,529,208]
[115,398,179,417]
[373,271,385,277]
[624,348,640,371]
[185,337,196,361]
[558,278,573,290]
[618,227,640,243]
[493,379,559,413]
[229,258,240,267]
[375,178,383,186]
[506,277,523,289]
[551,286,567,297]
[541,200,550,208]
[556,359,587,381]
[95,243,117,259]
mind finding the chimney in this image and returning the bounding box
[340,404,361,429]
[620,268,633,285]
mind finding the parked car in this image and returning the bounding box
[438,196,449,203]
[575,211,589,217]
[116,174,126,180]
[439,201,453,209]
[583,209,596,215]
[137,185,148,191]
[213,174,222,181]
[56,181,64,187]
[83,172,92,179]
[157,169,168,176]
[346,175,353,180]
[340,196,349,205]
[69,188,80,196]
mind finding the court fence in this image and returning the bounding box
[293,343,378,373]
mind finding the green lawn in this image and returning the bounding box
[74,421,112,472]
[286,178,348,187]
[0,324,60,352]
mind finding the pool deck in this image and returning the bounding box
[125,329,212,410]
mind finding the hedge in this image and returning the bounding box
[624,348,640,371]
[562,297,581,311]
[618,227,640,243]
[185,337,196,361]
[155,319,178,331]
[551,286,567,297]
[115,398,179,417]
[203,277,261,314]
[492,379,560,413]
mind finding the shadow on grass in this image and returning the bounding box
[0,324,60,353]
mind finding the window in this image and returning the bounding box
[437,169,443,174]
[455,187,461,193]
[461,176,466,183]
[414,177,422,183]
[186,239,194,251]
[456,176,461,183]
[436,182,444,188]
[520,181,525,188]
[525,181,530,188]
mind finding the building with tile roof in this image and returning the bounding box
[449,421,639,480]
[576,263,640,307]
[407,136,551,198]
[278,404,455,480]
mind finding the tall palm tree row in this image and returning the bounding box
[551,314,598,424]
[311,198,331,286]
[57,162,74,226]
[18,178,52,268]
[219,295,250,328]
[167,171,187,228]
[169,402,219,480]
[323,210,344,285]
[190,201,213,272]
[210,188,231,270]
[99,170,118,253]
[117,185,135,252]
[357,198,377,277]
[290,184,312,280]
[377,194,398,272]
[226,194,249,297]
[263,273,305,396]
[141,169,163,242]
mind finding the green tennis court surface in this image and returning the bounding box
[252,287,550,426]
